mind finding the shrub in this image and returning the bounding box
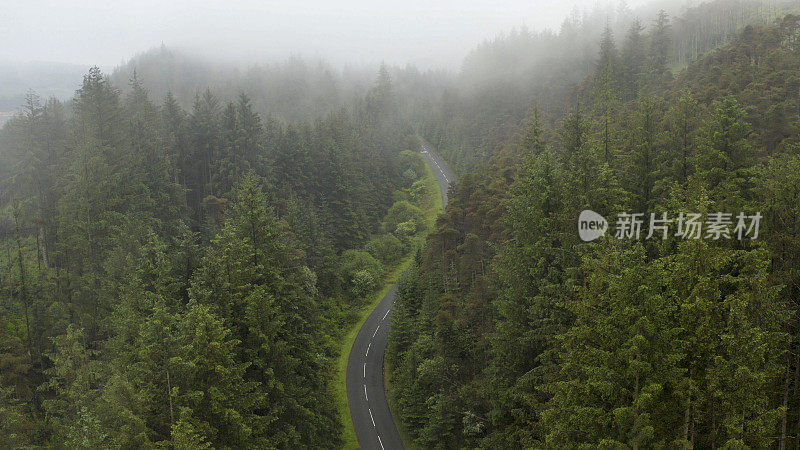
[365,234,406,264]
[339,250,384,298]
[382,200,425,234]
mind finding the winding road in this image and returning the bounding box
[345,142,453,449]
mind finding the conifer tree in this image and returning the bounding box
[623,19,646,101]
[190,174,341,447]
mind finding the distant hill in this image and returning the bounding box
[109,46,361,123]
[111,46,452,124]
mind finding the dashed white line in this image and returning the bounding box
[363,363,366,378]
[364,384,368,401]
[378,435,385,450]
[366,342,371,357]
[369,408,376,427]
[382,310,389,320]
[372,325,380,337]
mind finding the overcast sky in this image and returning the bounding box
[2,0,651,70]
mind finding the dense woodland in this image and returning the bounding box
[0,60,437,446]
[388,4,800,449]
[3,0,800,448]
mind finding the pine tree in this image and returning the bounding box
[646,10,673,91]
[621,19,646,101]
[593,25,621,163]
[623,99,663,214]
[694,96,755,213]
[59,66,125,343]
[665,95,700,186]
[189,89,220,214]
[190,174,341,447]
[169,302,260,447]
[42,325,107,447]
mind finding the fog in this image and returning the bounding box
[2,0,658,70]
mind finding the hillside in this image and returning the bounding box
[387,14,800,449]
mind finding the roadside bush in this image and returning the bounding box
[382,200,425,234]
[395,220,418,244]
[365,234,406,264]
[409,179,427,203]
[398,150,425,183]
[339,250,384,298]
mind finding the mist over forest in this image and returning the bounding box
[2,0,800,448]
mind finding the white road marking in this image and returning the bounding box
[366,342,371,357]
[369,409,376,427]
[382,310,389,320]
[378,435,385,450]
[363,363,366,378]
[372,325,380,337]
[364,384,368,401]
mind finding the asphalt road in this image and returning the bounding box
[346,143,452,449]
[419,142,453,208]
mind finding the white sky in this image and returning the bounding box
[1,0,649,70]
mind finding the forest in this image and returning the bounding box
[2,0,800,448]
[0,61,439,447]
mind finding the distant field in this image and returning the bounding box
[0,111,17,127]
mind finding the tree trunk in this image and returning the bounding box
[794,347,800,449]
[683,391,692,443]
[39,223,48,269]
[712,410,716,450]
[781,344,791,450]
[167,368,174,426]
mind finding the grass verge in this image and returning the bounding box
[420,152,444,225]
[334,151,444,449]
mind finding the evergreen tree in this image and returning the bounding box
[646,10,673,90]
[621,18,646,101]
[190,174,341,447]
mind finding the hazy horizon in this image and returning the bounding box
[3,0,659,71]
